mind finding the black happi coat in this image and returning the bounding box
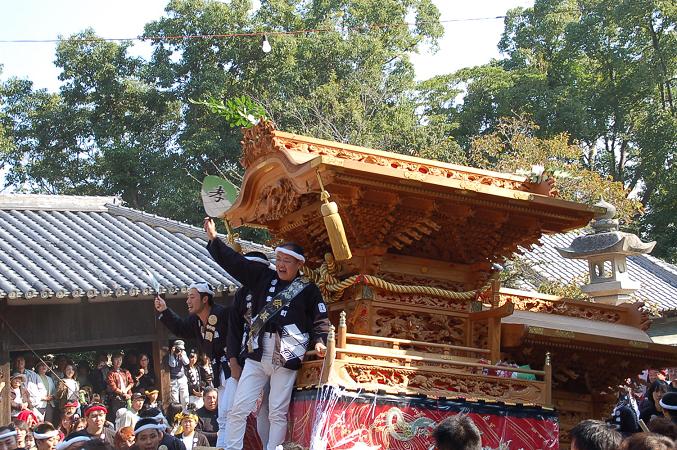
[208,238,329,370]
[159,303,231,386]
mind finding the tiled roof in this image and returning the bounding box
[0,194,271,303]
[513,230,677,312]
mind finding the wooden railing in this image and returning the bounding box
[307,310,553,406]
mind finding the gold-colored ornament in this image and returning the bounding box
[208,315,218,326]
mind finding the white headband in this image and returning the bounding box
[245,256,276,269]
[275,247,305,263]
[660,398,677,411]
[0,430,17,439]
[135,423,161,435]
[56,436,91,450]
[33,430,60,440]
[188,282,214,296]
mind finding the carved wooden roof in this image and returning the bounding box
[228,122,597,269]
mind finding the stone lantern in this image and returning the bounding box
[556,200,655,306]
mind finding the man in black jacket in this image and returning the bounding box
[154,281,233,447]
[204,217,329,450]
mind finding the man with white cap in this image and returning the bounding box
[154,280,233,443]
[203,218,330,450]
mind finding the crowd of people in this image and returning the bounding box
[1,349,224,450]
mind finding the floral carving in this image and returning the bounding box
[374,309,466,347]
[499,294,622,323]
[253,178,301,223]
[340,364,543,404]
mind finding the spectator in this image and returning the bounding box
[165,404,183,435]
[195,388,218,447]
[618,433,675,450]
[34,362,56,423]
[122,354,138,380]
[106,354,133,423]
[174,413,208,450]
[113,427,134,450]
[432,415,481,450]
[660,392,677,424]
[570,420,622,450]
[647,417,677,441]
[640,381,669,423]
[0,424,20,450]
[56,366,80,417]
[134,418,184,450]
[115,393,145,430]
[165,341,189,408]
[611,385,640,436]
[33,423,59,450]
[76,365,91,390]
[56,434,91,450]
[71,404,115,447]
[51,357,69,382]
[197,355,213,389]
[71,418,87,435]
[90,356,109,396]
[133,355,153,393]
[141,389,161,413]
[11,421,28,450]
[10,374,32,418]
[186,351,203,410]
[13,356,39,389]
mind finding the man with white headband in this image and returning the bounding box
[55,434,90,450]
[154,278,233,445]
[32,423,59,450]
[134,417,185,450]
[0,424,20,450]
[204,218,330,450]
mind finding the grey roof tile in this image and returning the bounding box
[515,230,677,312]
[0,194,268,302]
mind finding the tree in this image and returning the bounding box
[420,0,676,259]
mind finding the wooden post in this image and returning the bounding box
[153,321,170,408]
[337,311,347,357]
[488,317,501,364]
[0,306,11,425]
[544,352,552,407]
[320,326,336,384]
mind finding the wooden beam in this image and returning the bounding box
[488,317,501,364]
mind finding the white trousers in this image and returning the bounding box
[170,377,189,406]
[225,334,297,450]
[257,383,271,447]
[216,370,238,448]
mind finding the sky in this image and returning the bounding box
[0,0,534,91]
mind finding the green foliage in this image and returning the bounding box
[190,96,268,128]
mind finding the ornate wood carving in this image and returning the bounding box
[242,122,530,191]
[373,308,466,348]
[336,363,545,404]
[252,178,302,223]
[498,293,622,323]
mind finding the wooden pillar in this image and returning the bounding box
[544,352,552,407]
[321,326,336,384]
[0,306,11,424]
[488,317,501,364]
[153,320,170,407]
[337,311,347,358]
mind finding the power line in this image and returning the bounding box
[0,16,506,44]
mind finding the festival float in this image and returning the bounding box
[209,121,677,449]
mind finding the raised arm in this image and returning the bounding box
[204,218,270,288]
